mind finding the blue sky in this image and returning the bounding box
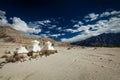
[0,0,120,43]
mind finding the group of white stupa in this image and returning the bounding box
[1,40,57,63]
[16,40,56,54]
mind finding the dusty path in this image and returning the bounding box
[0,43,120,80]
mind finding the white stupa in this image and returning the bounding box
[16,46,29,53]
[42,41,55,50]
[31,40,41,52]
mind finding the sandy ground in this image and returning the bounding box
[0,42,120,80]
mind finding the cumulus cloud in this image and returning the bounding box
[28,22,41,28]
[49,34,61,38]
[61,33,65,36]
[65,21,85,33]
[0,10,41,34]
[11,17,41,34]
[29,20,56,30]
[28,20,51,29]
[40,34,48,38]
[0,10,6,19]
[65,25,90,33]
[0,10,10,26]
[32,20,51,26]
[0,18,9,26]
[100,10,120,17]
[48,33,65,38]
[73,21,83,28]
[84,10,120,22]
[65,28,78,33]
[57,27,62,30]
[48,25,57,29]
[71,19,78,23]
[85,13,99,22]
[39,33,64,38]
[45,31,50,33]
[62,10,120,43]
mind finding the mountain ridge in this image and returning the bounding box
[0,26,68,46]
[71,33,120,47]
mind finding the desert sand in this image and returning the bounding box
[0,42,120,80]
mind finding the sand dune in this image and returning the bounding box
[0,43,120,80]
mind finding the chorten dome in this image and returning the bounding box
[31,40,41,52]
[42,41,55,50]
[17,46,29,53]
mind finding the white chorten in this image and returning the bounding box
[31,40,41,52]
[42,41,55,50]
[17,46,29,53]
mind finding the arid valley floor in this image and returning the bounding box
[0,42,120,80]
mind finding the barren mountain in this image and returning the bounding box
[0,26,67,46]
[71,33,120,47]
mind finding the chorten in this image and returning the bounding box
[42,41,55,50]
[31,40,41,52]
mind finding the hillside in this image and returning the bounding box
[0,26,67,46]
[71,33,120,47]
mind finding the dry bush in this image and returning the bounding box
[1,54,12,58]
[14,53,28,62]
[27,51,39,59]
[5,56,16,63]
[40,50,58,57]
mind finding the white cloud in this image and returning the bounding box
[78,21,83,25]
[0,10,10,26]
[61,33,65,35]
[65,25,90,33]
[85,13,99,21]
[43,20,51,23]
[28,20,51,28]
[28,22,41,28]
[0,18,9,26]
[0,10,6,19]
[57,27,62,30]
[100,10,120,17]
[49,34,61,38]
[36,20,51,25]
[65,28,77,33]
[71,19,78,23]
[11,17,41,34]
[100,11,111,17]
[61,34,90,43]
[73,24,80,28]
[48,25,57,29]
[45,31,50,33]
[84,10,120,22]
[62,12,120,43]
[40,34,48,38]
[48,33,65,38]
[0,10,41,34]
[73,21,83,28]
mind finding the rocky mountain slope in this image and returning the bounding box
[71,33,120,47]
